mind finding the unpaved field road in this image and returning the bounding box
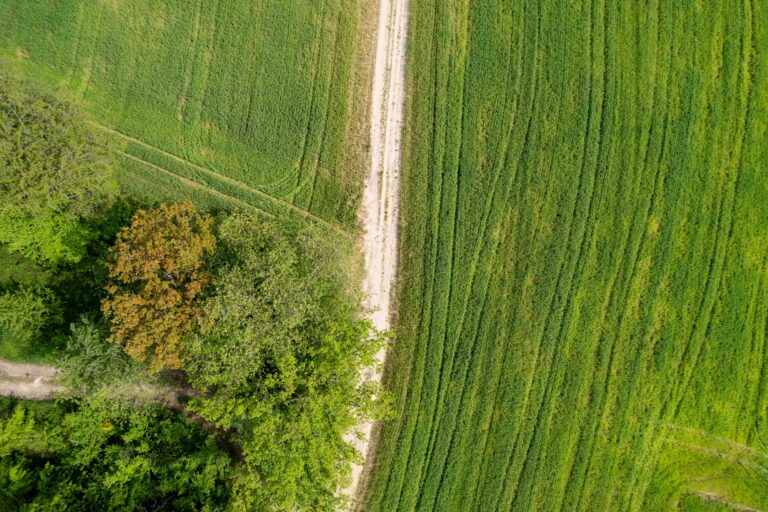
[0,359,62,399]
[342,0,409,506]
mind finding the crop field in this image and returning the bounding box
[0,0,375,229]
[363,0,768,511]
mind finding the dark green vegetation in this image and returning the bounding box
[0,64,386,510]
[364,1,768,511]
[0,0,375,228]
[0,396,232,511]
[0,73,128,361]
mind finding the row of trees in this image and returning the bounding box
[0,72,389,510]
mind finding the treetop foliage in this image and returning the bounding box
[102,201,215,372]
[185,213,387,511]
[188,214,320,389]
[0,286,59,345]
[59,317,141,393]
[0,71,116,263]
[0,396,233,511]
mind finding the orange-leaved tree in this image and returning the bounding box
[101,201,215,372]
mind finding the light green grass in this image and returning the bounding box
[678,493,746,512]
[363,0,768,510]
[0,0,374,228]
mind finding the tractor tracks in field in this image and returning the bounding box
[342,0,409,507]
[88,120,349,237]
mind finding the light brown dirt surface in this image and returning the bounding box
[341,0,409,507]
[0,359,63,399]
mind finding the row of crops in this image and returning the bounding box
[0,0,374,229]
[363,0,768,510]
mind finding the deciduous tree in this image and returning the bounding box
[186,213,389,511]
[0,71,115,263]
[101,201,215,372]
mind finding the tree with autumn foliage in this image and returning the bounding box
[101,201,215,372]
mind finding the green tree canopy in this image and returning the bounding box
[0,396,233,511]
[0,71,116,263]
[0,286,60,360]
[186,213,387,511]
[59,317,142,393]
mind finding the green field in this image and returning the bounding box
[678,493,749,512]
[363,0,768,511]
[0,0,374,229]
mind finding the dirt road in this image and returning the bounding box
[342,0,409,505]
[0,359,63,399]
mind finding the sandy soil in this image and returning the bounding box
[341,0,409,506]
[0,359,63,399]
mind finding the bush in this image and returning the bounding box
[0,287,59,351]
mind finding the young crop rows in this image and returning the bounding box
[0,0,375,231]
[363,0,768,510]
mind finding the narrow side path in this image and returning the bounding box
[0,359,62,399]
[343,0,409,506]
